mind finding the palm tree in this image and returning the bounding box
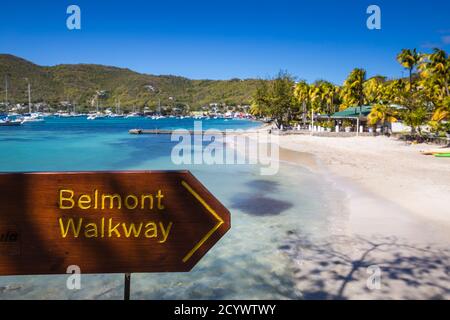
[367,104,398,133]
[293,80,310,125]
[340,68,366,112]
[363,77,385,105]
[397,48,421,88]
[309,84,323,114]
[431,96,450,122]
[319,81,338,115]
[418,49,450,134]
[423,49,450,97]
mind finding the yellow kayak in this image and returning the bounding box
[421,149,450,155]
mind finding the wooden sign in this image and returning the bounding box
[0,171,230,275]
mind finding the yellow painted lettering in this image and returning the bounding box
[102,194,122,209]
[78,194,92,209]
[94,189,98,209]
[122,223,143,238]
[85,223,98,238]
[58,217,83,238]
[156,190,165,210]
[101,217,105,237]
[125,195,138,210]
[140,194,154,210]
[108,218,121,237]
[144,222,157,238]
[59,190,75,209]
[159,222,173,243]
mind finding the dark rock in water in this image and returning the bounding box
[230,195,293,216]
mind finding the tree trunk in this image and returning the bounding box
[302,101,306,126]
[409,68,413,89]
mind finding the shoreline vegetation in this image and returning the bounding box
[250,48,450,141]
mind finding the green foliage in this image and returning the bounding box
[397,49,421,83]
[252,71,297,128]
[340,68,366,110]
[367,104,398,126]
[401,106,428,134]
[321,120,334,129]
[342,119,353,128]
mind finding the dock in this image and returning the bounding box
[129,129,260,135]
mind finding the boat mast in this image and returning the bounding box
[26,78,31,114]
[4,75,8,105]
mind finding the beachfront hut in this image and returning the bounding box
[315,106,372,133]
[331,106,372,132]
[331,106,372,119]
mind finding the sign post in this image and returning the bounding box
[124,273,131,300]
[0,171,231,298]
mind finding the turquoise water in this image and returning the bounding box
[0,117,259,171]
[0,117,343,299]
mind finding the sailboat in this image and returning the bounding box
[0,115,23,126]
[87,98,107,120]
[22,113,44,123]
[108,99,124,118]
[125,105,140,118]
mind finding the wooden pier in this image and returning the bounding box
[129,129,259,135]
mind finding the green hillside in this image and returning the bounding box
[0,54,259,111]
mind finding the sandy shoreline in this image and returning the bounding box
[277,135,450,238]
[227,129,450,299]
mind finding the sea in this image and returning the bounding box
[0,116,344,299]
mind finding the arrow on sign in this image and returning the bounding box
[181,180,225,263]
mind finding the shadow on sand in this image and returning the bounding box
[276,232,450,299]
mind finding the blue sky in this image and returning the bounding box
[0,0,449,84]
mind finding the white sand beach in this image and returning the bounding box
[278,135,450,237]
[228,131,450,299]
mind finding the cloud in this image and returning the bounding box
[442,35,450,44]
[421,33,450,49]
[421,42,442,49]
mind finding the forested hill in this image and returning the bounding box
[0,54,260,110]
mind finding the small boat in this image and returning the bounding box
[107,113,124,118]
[435,153,450,158]
[22,114,45,123]
[148,115,165,120]
[0,118,23,126]
[87,113,107,120]
[125,112,140,118]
